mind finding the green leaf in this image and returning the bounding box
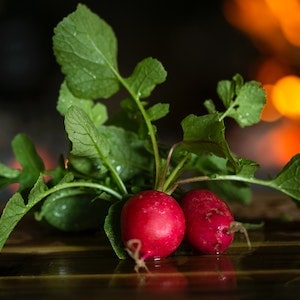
[125,57,167,98]
[236,158,260,178]
[203,99,217,114]
[180,113,239,169]
[0,193,27,250]
[57,81,108,126]
[184,154,252,204]
[147,103,169,121]
[269,154,300,200]
[68,154,108,179]
[0,174,48,250]
[0,163,20,189]
[109,98,150,138]
[202,180,252,204]
[65,106,110,160]
[217,79,234,108]
[0,163,20,179]
[65,106,127,195]
[12,134,45,191]
[104,199,127,259]
[227,81,266,127]
[218,75,266,127]
[98,126,152,181]
[53,4,119,99]
[28,173,49,201]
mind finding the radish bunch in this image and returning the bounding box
[121,189,250,270]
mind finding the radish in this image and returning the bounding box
[181,189,250,254]
[120,190,186,270]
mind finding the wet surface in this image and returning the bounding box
[0,201,300,299]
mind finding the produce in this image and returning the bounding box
[181,189,249,254]
[121,190,185,265]
[0,3,300,263]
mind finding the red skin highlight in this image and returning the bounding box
[121,190,186,260]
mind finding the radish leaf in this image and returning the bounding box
[0,174,48,250]
[57,81,108,126]
[217,74,266,127]
[268,154,300,200]
[53,4,119,99]
[125,57,167,98]
[180,113,239,170]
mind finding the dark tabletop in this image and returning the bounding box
[1,193,300,300]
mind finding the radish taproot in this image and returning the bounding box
[120,190,186,268]
[181,189,250,254]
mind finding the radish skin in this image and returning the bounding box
[121,190,186,263]
[181,189,247,254]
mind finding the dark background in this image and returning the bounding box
[0,0,258,161]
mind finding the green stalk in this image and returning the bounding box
[104,159,128,196]
[163,153,191,194]
[157,143,178,192]
[218,102,236,122]
[48,181,123,200]
[169,174,287,196]
[118,77,161,190]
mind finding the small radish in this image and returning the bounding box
[120,190,186,269]
[181,189,250,254]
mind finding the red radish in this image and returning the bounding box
[120,190,186,268]
[181,189,250,254]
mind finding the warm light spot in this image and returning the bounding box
[265,0,300,20]
[261,84,282,122]
[254,58,292,84]
[8,145,56,170]
[280,12,300,47]
[6,145,57,194]
[223,0,278,37]
[265,0,300,46]
[272,75,300,119]
[267,119,300,166]
[223,0,286,53]
[228,119,300,169]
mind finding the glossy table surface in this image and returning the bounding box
[1,192,300,300]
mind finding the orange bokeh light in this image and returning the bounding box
[224,0,300,50]
[271,75,300,120]
[7,145,57,194]
[223,0,287,54]
[261,84,282,122]
[267,119,300,166]
[254,57,292,84]
[265,0,300,47]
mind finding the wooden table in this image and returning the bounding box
[1,193,300,299]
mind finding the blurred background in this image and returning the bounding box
[1,0,300,199]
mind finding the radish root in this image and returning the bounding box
[228,221,251,250]
[125,239,149,273]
